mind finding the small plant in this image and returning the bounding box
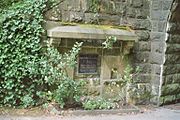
[122,65,141,85]
[102,36,117,49]
[82,97,115,110]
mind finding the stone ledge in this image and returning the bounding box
[47,25,138,41]
[55,105,140,116]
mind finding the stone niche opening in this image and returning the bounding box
[47,24,137,101]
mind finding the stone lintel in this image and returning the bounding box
[47,25,138,42]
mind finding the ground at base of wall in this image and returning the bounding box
[0,103,180,117]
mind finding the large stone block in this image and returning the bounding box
[135,63,152,74]
[150,32,166,41]
[151,75,160,85]
[151,10,169,21]
[114,1,126,15]
[128,19,151,30]
[151,0,163,10]
[150,52,164,65]
[158,21,167,32]
[84,13,99,24]
[161,84,180,96]
[168,22,180,33]
[134,74,151,83]
[126,8,136,18]
[163,95,176,104]
[151,41,165,53]
[61,10,70,22]
[164,74,180,84]
[163,65,178,75]
[98,0,117,15]
[138,41,151,51]
[135,30,150,41]
[136,8,149,19]
[134,52,150,63]
[59,0,82,12]
[151,64,161,75]
[98,13,120,25]
[69,11,84,22]
[132,0,143,8]
[165,54,180,64]
[45,6,61,21]
[167,34,180,43]
[163,0,173,10]
[127,83,152,104]
[166,43,180,54]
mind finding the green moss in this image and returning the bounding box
[59,22,130,31]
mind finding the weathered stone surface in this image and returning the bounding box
[163,95,176,104]
[47,25,138,41]
[151,10,169,21]
[161,84,180,96]
[138,42,151,51]
[158,21,167,32]
[152,0,163,10]
[98,13,120,25]
[165,54,180,64]
[163,64,179,75]
[127,83,152,104]
[126,8,136,18]
[59,0,82,12]
[134,52,150,63]
[84,13,99,24]
[151,42,165,53]
[44,0,179,105]
[134,74,151,83]
[150,32,166,41]
[132,0,143,8]
[99,0,116,14]
[168,22,180,33]
[163,0,173,10]
[45,7,61,21]
[167,34,180,43]
[136,9,149,19]
[135,63,151,74]
[151,75,160,85]
[135,30,150,41]
[133,41,150,52]
[128,19,151,30]
[150,52,164,65]
[166,43,180,53]
[151,64,161,75]
[69,11,84,22]
[164,74,180,85]
[175,74,180,83]
[61,10,70,22]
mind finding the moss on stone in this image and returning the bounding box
[59,22,130,31]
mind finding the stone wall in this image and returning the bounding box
[160,0,180,105]
[45,0,152,104]
[149,0,175,105]
[44,0,180,105]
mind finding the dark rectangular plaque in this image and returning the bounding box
[78,54,98,74]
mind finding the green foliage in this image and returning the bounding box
[0,0,22,13]
[89,0,100,13]
[102,36,117,49]
[82,97,115,110]
[53,79,85,108]
[123,65,141,84]
[0,0,52,107]
[37,42,84,108]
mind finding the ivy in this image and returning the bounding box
[0,0,85,108]
[0,0,50,107]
